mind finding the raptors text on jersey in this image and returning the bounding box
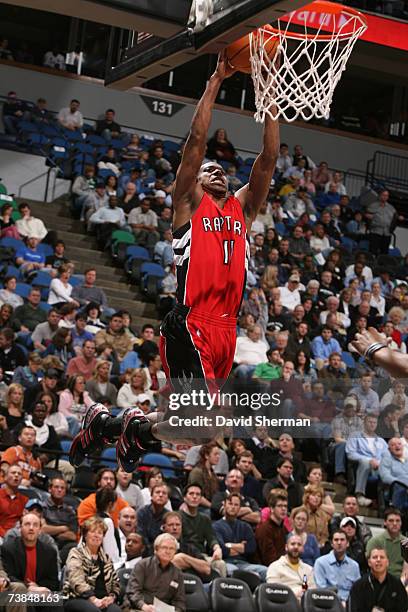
[172,192,249,317]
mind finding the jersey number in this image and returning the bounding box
[223,240,235,264]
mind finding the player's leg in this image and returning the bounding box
[70,306,211,470]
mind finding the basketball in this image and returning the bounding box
[226,24,278,74]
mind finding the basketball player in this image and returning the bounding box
[70,51,279,471]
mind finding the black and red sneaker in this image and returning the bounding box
[69,403,112,467]
[116,407,154,472]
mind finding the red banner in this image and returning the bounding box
[280,8,408,52]
[360,13,408,51]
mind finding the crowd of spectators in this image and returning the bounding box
[2,90,408,608]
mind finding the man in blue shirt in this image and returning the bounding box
[349,373,380,415]
[346,414,388,507]
[314,530,360,604]
[213,493,267,580]
[70,313,94,353]
[379,438,408,511]
[15,236,45,277]
[311,326,342,370]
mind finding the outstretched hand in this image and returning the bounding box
[213,49,236,80]
[351,326,388,357]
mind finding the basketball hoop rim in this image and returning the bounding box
[257,0,367,42]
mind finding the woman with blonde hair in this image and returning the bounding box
[0,383,24,431]
[289,506,320,566]
[117,368,148,411]
[306,464,335,514]
[59,374,91,436]
[260,265,279,294]
[85,361,118,405]
[292,484,332,549]
[63,516,121,612]
[388,306,406,332]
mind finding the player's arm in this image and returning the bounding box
[236,114,279,226]
[352,326,408,378]
[172,51,234,229]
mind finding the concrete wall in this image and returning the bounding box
[1,63,407,172]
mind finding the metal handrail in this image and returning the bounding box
[17,168,51,198]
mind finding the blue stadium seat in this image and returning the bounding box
[6,265,22,279]
[340,236,357,253]
[60,439,72,461]
[69,275,83,287]
[63,129,83,142]
[31,272,52,295]
[0,237,23,250]
[274,221,287,236]
[126,246,150,262]
[100,446,118,468]
[27,133,49,148]
[389,247,402,257]
[74,143,94,155]
[110,138,125,150]
[139,453,176,479]
[15,283,32,299]
[86,134,107,146]
[18,121,40,134]
[98,168,116,180]
[37,243,54,258]
[41,124,61,139]
[140,262,165,300]
[163,140,180,152]
[342,351,356,370]
[39,301,51,312]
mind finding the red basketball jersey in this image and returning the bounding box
[172,192,249,317]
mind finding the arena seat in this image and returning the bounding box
[70,465,96,498]
[302,589,343,612]
[341,351,356,371]
[86,134,107,146]
[60,439,71,461]
[183,573,209,612]
[0,237,23,250]
[100,446,118,468]
[117,567,132,603]
[211,577,255,612]
[232,569,261,592]
[140,262,165,301]
[139,452,176,479]
[15,282,32,299]
[255,583,301,612]
[125,246,151,283]
[6,265,22,279]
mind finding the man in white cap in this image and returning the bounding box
[137,394,152,414]
[280,275,301,312]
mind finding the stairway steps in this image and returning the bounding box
[16,197,160,327]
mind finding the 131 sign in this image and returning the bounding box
[140,95,185,118]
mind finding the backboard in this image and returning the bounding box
[104,0,308,90]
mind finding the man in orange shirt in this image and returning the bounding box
[0,465,28,540]
[77,467,128,527]
[1,426,42,486]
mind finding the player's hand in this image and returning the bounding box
[352,327,387,357]
[213,50,236,80]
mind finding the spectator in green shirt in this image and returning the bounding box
[366,508,406,578]
[252,348,283,382]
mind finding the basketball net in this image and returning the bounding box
[250,1,367,123]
